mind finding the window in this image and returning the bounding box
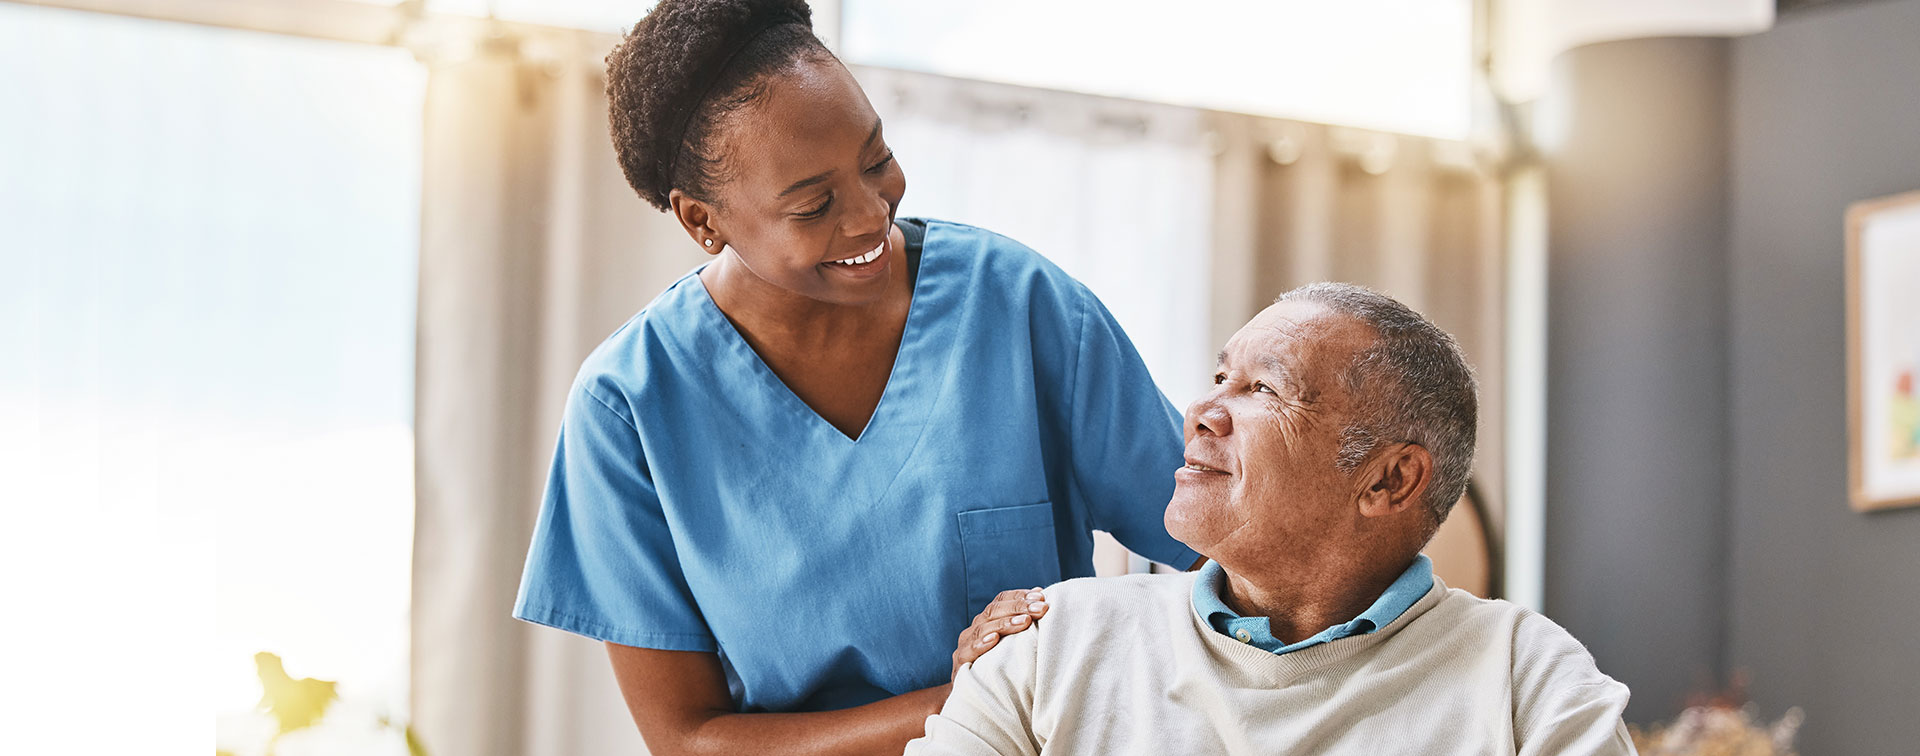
[843,0,1473,139]
[0,6,424,752]
[344,0,1474,137]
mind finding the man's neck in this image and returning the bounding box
[1220,556,1415,645]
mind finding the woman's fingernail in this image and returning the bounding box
[979,633,998,646]
[1027,591,1044,600]
[1028,602,1046,612]
[1010,614,1028,625]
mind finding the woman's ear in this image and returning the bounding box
[669,189,723,255]
[1354,442,1434,519]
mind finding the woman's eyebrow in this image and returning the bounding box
[776,118,884,199]
[778,170,833,199]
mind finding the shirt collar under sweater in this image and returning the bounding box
[1187,573,1456,687]
[1191,554,1435,655]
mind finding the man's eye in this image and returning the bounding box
[1212,373,1227,385]
[866,151,895,174]
[1253,382,1276,395]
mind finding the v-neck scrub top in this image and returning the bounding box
[513,218,1200,713]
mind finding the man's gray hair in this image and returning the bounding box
[1277,283,1478,530]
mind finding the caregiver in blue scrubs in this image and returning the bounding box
[512,0,1201,752]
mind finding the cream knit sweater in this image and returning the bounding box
[907,573,1635,755]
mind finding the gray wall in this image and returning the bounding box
[1727,1,1920,753]
[1542,37,1734,723]
[1544,1,1920,750]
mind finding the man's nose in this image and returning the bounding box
[1186,391,1232,438]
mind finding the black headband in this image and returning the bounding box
[658,12,805,199]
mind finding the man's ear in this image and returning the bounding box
[669,189,723,255]
[1354,442,1434,519]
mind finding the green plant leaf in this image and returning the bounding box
[254,652,338,736]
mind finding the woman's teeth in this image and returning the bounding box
[831,243,884,266]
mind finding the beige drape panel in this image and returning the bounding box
[1207,114,1507,592]
[411,41,702,756]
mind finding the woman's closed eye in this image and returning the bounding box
[792,154,892,220]
[787,152,890,219]
[794,196,832,220]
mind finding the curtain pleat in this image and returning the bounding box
[412,44,700,756]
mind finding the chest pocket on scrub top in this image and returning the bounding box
[957,502,1062,618]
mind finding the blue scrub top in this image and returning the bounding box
[513,218,1200,713]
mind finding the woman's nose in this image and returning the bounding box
[846,186,891,238]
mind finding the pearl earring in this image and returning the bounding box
[704,239,715,248]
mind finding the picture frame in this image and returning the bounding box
[1846,189,1920,512]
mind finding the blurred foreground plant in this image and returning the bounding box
[1630,703,1802,756]
[216,652,425,756]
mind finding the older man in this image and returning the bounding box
[906,283,1633,755]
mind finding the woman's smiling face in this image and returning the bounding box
[679,56,909,306]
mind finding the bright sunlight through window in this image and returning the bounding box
[343,0,1472,138]
[842,0,1474,139]
[0,6,423,754]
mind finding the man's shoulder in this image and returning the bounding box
[1419,587,1526,626]
[1423,589,1626,699]
[1044,572,1194,607]
[1034,573,1194,639]
[1423,589,1598,657]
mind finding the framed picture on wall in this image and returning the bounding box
[1847,189,1920,511]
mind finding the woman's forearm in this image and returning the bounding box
[672,684,952,756]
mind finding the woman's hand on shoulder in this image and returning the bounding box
[951,587,1048,679]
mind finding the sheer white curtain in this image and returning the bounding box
[855,67,1218,411]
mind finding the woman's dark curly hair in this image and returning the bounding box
[606,0,831,211]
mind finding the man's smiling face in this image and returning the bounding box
[1165,300,1379,575]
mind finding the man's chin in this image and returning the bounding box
[1163,495,1215,551]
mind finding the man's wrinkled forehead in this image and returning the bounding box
[1219,302,1374,386]
[1220,303,1336,364]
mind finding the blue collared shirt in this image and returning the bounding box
[1191,554,1435,654]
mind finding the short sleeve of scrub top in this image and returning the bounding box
[514,218,1201,713]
